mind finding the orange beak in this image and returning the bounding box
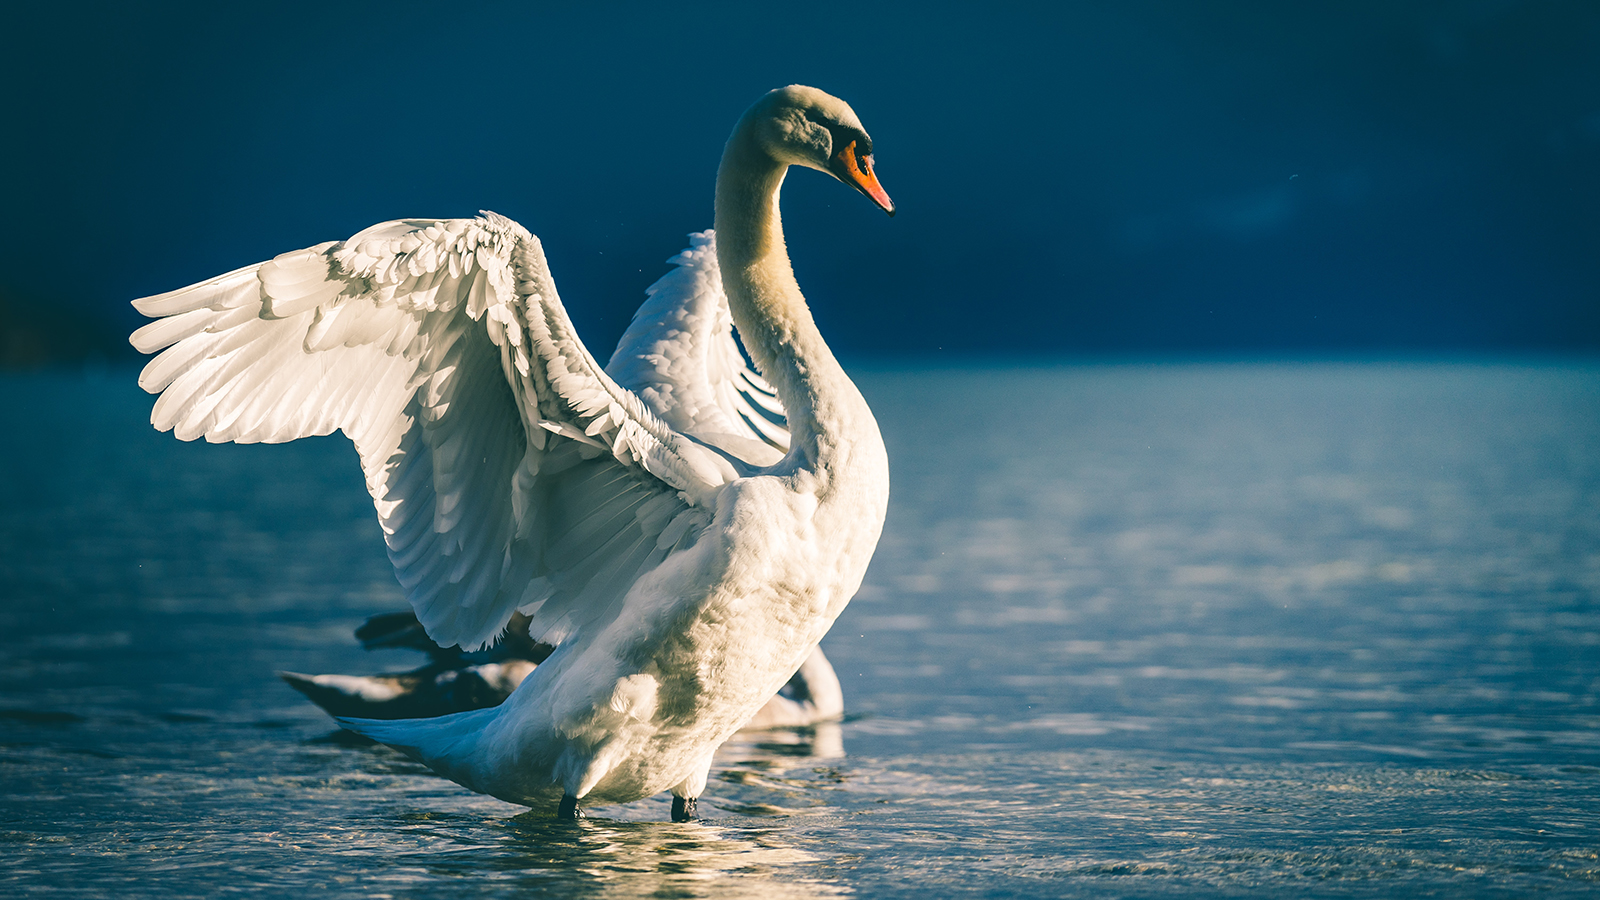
[831,139,895,217]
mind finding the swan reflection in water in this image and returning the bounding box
[364,723,851,899]
[489,811,847,899]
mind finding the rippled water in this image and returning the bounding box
[4,362,1599,897]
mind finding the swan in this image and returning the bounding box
[129,85,893,822]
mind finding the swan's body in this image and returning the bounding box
[130,86,892,818]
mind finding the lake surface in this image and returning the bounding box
[3,361,1599,897]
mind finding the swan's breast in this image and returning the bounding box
[674,461,885,683]
[528,419,889,804]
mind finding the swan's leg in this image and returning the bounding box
[670,750,714,822]
[671,796,697,823]
[558,794,584,820]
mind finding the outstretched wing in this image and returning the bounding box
[605,231,789,466]
[132,213,736,651]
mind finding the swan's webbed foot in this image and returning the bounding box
[558,794,584,820]
[671,796,697,823]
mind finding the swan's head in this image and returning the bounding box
[743,85,895,217]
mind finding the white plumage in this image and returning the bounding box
[131,85,894,820]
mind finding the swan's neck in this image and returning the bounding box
[714,133,866,468]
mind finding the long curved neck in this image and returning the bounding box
[714,127,864,467]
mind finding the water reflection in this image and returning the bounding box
[362,726,855,899]
[467,816,846,899]
[726,723,845,762]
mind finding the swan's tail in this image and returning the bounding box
[336,706,500,787]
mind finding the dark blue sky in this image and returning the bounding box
[3,1,1598,359]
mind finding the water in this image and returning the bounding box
[3,361,1598,897]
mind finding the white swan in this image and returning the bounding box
[129,85,893,822]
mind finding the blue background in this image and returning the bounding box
[3,1,1598,361]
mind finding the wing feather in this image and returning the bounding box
[133,213,736,651]
[605,230,790,460]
